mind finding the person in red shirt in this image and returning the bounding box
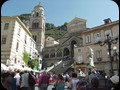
[38,71,50,90]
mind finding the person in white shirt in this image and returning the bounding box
[20,70,29,90]
[69,73,79,90]
[14,69,21,90]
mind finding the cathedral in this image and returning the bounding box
[1,2,119,75]
[28,3,119,75]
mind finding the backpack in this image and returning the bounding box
[28,73,36,86]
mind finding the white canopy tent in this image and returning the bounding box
[1,63,8,70]
[23,66,33,71]
[8,64,23,71]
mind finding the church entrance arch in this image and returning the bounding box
[63,48,70,58]
[71,40,77,59]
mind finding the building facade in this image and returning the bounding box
[43,17,119,76]
[43,17,86,66]
[1,16,38,66]
[79,18,119,75]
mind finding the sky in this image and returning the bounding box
[1,0,119,28]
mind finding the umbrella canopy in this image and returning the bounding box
[8,64,23,70]
[23,66,33,71]
[1,63,8,70]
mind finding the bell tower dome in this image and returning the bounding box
[31,3,44,17]
[29,2,45,54]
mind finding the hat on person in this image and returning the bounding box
[110,75,119,84]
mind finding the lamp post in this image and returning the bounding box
[98,34,118,76]
[113,46,119,75]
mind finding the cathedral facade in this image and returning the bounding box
[43,17,119,76]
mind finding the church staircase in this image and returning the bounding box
[49,59,74,74]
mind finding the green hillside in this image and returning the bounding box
[19,14,67,40]
[45,23,67,39]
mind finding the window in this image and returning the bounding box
[33,35,37,41]
[36,12,40,16]
[1,37,7,44]
[34,35,37,41]
[105,30,112,39]
[32,20,39,29]
[50,50,55,58]
[30,39,32,46]
[32,23,39,28]
[86,35,91,43]
[94,33,100,43]
[45,53,49,58]
[15,58,17,63]
[77,48,83,64]
[57,51,62,57]
[4,23,9,30]
[96,50,102,61]
[18,27,21,35]
[16,41,19,52]
[25,35,27,44]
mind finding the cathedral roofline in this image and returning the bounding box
[67,17,87,26]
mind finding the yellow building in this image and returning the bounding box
[74,18,119,76]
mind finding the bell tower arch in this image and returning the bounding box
[29,3,45,54]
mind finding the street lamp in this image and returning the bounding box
[113,46,119,75]
[97,34,118,76]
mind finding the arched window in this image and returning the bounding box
[71,40,77,58]
[57,50,62,57]
[44,50,49,58]
[45,53,49,58]
[32,20,39,29]
[63,48,69,56]
[50,49,55,58]
[36,12,39,16]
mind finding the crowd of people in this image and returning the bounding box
[1,68,119,90]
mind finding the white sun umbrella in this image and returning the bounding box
[1,63,8,70]
[23,66,33,71]
[8,64,23,70]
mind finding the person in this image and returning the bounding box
[87,76,99,90]
[87,46,95,67]
[1,72,11,90]
[20,70,29,90]
[69,72,80,90]
[9,72,17,90]
[76,80,88,90]
[14,69,21,90]
[29,71,36,90]
[77,76,99,90]
[110,75,119,90]
[87,70,99,84]
[53,74,65,90]
[38,71,50,90]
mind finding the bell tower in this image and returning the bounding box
[29,3,45,54]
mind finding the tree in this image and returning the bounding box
[23,52,29,65]
[28,59,40,70]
